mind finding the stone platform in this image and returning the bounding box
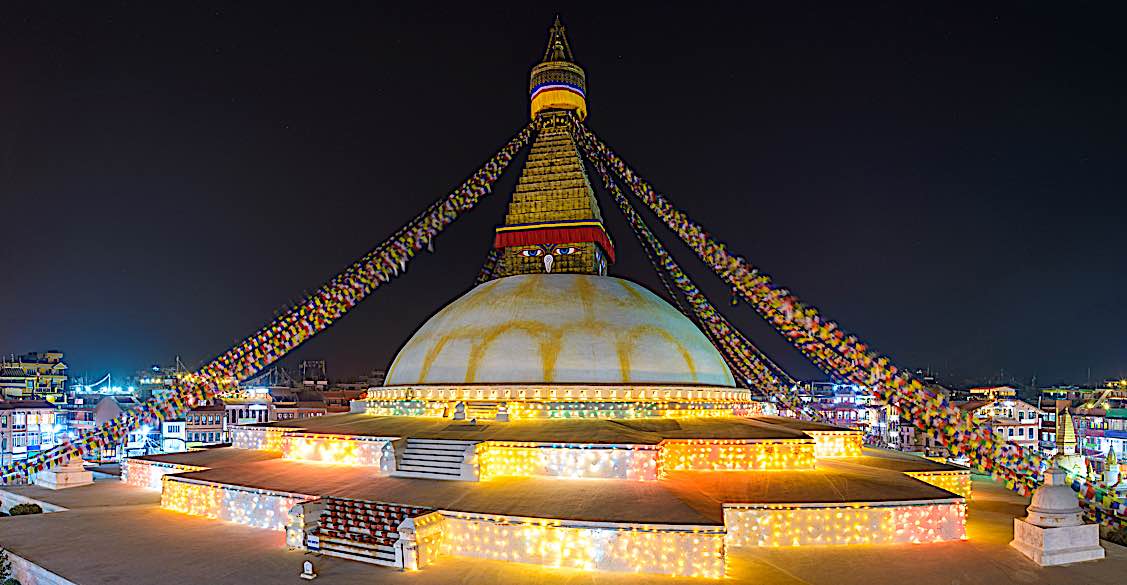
[147,446,966,576]
[132,414,973,576]
[16,415,982,578]
[157,452,958,525]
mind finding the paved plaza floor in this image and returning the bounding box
[1,476,1125,584]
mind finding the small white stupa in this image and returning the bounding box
[1105,450,1120,486]
[34,453,93,490]
[1010,462,1105,566]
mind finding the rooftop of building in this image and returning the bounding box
[188,403,227,412]
[272,400,328,409]
[0,399,56,410]
[957,399,993,411]
[1,351,65,364]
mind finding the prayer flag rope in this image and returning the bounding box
[589,156,821,420]
[583,121,1127,525]
[574,119,1042,495]
[475,248,502,285]
[2,121,537,480]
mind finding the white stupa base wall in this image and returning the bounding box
[1010,518,1105,566]
[436,512,726,578]
[34,468,93,490]
[161,477,312,531]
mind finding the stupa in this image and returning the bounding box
[119,18,973,578]
[1054,408,1086,476]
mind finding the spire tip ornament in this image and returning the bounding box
[530,16,587,120]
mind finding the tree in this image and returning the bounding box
[0,548,21,585]
[6,504,41,517]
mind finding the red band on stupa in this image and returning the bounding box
[494,221,615,263]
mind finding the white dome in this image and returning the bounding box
[385,274,735,387]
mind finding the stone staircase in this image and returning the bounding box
[393,438,477,480]
[309,497,432,567]
[464,402,499,420]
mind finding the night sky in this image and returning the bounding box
[2,3,1124,387]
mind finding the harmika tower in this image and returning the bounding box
[490,17,613,278]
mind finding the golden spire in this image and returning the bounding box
[1057,408,1077,455]
[486,21,612,278]
[541,15,575,62]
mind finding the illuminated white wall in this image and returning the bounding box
[438,512,725,578]
[476,442,659,481]
[122,458,203,490]
[230,426,291,452]
[161,477,311,531]
[658,439,816,472]
[724,500,966,547]
[280,433,392,470]
[805,431,864,458]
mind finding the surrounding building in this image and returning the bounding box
[1073,407,1127,460]
[0,399,62,466]
[798,382,873,430]
[320,389,366,413]
[967,385,1019,399]
[56,393,100,442]
[135,363,181,401]
[1034,381,1127,477]
[0,351,68,401]
[92,395,160,459]
[271,400,327,421]
[958,398,1042,449]
[183,403,226,445]
[160,419,188,453]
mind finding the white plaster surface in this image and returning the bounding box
[386,274,736,386]
[33,467,92,491]
[1011,518,1106,566]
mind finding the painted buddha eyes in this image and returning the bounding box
[521,246,575,258]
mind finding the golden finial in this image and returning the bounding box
[529,16,587,120]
